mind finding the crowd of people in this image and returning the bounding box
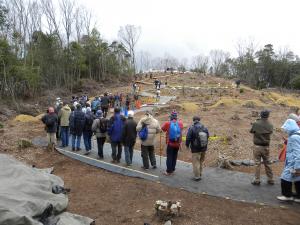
[41,92,300,203]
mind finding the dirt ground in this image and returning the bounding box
[1,73,300,224]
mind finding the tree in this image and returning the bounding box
[118,24,141,73]
[191,55,209,74]
[209,50,230,76]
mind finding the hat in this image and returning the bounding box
[170,110,177,120]
[193,116,201,122]
[86,107,91,112]
[260,110,270,118]
[48,107,55,113]
[96,110,103,118]
[128,110,134,118]
[288,113,300,122]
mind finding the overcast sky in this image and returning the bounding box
[80,0,300,59]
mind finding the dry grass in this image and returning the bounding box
[180,102,199,112]
[14,114,43,123]
[268,92,300,108]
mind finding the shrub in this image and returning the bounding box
[239,88,244,93]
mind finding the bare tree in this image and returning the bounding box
[192,54,209,74]
[118,24,141,72]
[74,6,83,42]
[82,7,93,36]
[209,49,230,75]
[59,0,75,47]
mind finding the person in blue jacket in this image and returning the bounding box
[277,119,300,202]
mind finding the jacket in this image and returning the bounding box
[281,119,300,182]
[161,120,184,148]
[41,113,58,133]
[92,118,108,138]
[101,96,109,107]
[250,118,273,146]
[72,109,86,136]
[186,122,209,153]
[108,113,125,143]
[83,111,94,135]
[136,115,161,146]
[58,105,71,127]
[122,118,137,147]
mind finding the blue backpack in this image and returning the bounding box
[138,124,148,141]
[169,121,181,142]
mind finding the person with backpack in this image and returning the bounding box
[41,107,58,151]
[161,111,183,175]
[186,116,209,181]
[58,102,71,148]
[83,107,94,155]
[137,111,161,170]
[108,107,125,163]
[101,93,110,118]
[250,110,274,185]
[122,110,137,167]
[277,119,300,202]
[71,104,86,151]
[91,97,101,114]
[92,110,108,159]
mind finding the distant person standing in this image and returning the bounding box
[122,111,137,167]
[101,93,109,118]
[186,116,209,181]
[108,107,125,163]
[41,107,58,151]
[161,111,183,175]
[250,110,274,185]
[58,102,71,148]
[137,111,161,170]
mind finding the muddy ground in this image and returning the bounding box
[1,73,300,224]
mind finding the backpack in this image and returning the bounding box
[169,121,181,142]
[85,114,94,127]
[99,118,107,133]
[193,125,208,148]
[138,123,148,141]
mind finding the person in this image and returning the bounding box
[277,119,300,202]
[156,89,161,101]
[114,93,120,108]
[58,102,71,147]
[250,110,274,185]
[161,111,183,175]
[41,107,58,151]
[136,111,161,170]
[55,101,63,139]
[186,116,209,181]
[154,79,159,90]
[108,107,125,163]
[71,104,86,151]
[101,93,110,118]
[83,107,94,155]
[92,110,108,159]
[122,110,137,167]
[235,80,241,88]
[91,97,101,114]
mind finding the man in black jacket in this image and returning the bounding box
[71,104,86,151]
[101,93,110,118]
[122,111,137,166]
[41,107,58,151]
[186,116,209,181]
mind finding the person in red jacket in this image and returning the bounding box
[161,111,184,175]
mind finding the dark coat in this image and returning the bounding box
[83,111,94,135]
[71,109,86,136]
[250,118,273,146]
[108,113,125,143]
[186,122,209,153]
[122,118,137,147]
[41,113,58,133]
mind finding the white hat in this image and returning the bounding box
[128,110,134,118]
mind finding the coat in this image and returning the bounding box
[108,113,125,143]
[83,111,94,135]
[136,115,161,146]
[71,109,86,136]
[281,119,300,182]
[92,118,108,138]
[41,113,58,133]
[161,119,183,148]
[58,105,71,127]
[122,118,137,147]
[250,118,273,146]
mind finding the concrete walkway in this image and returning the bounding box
[35,137,298,208]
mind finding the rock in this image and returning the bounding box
[218,155,233,169]
[18,138,33,148]
[155,200,181,221]
[231,114,240,120]
[164,220,172,225]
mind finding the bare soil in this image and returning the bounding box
[1,73,300,225]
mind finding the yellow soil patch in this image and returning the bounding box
[268,92,300,108]
[210,98,266,108]
[181,102,199,112]
[14,114,44,123]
